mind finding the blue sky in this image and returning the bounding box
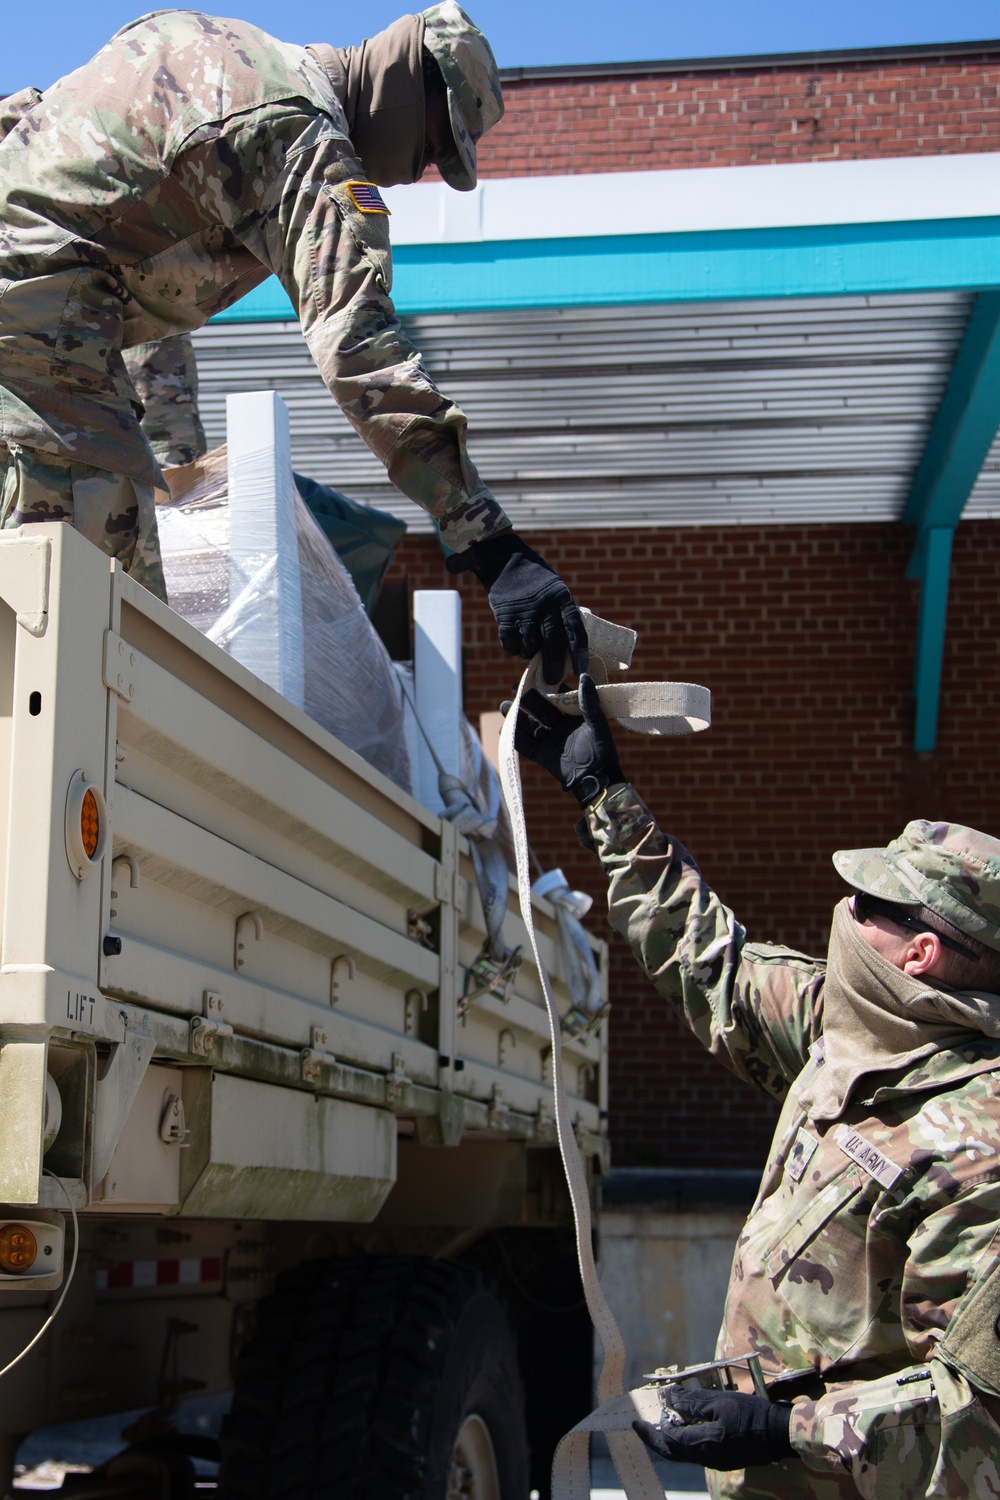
[4,0,1000,90]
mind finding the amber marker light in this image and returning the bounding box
[0,1223,38,1274]
[81,789,100,860]
[65,771,109,879]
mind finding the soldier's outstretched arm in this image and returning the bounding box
[580,784,825,1095]
[508,678,824,1093]
[173,117,482,540]
[241,130,587,678]
[267,136,501,551]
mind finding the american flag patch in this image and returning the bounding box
[346,181,390,214]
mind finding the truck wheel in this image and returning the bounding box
[220,1254,529,1500]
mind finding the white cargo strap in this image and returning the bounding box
[532,870,605,1038]
[498,613,711,1500]
[438,772,512,965]
[556,1388,670,1497]
[539,610,711,737]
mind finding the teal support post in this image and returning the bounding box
[904,292,1000,552]
[912,528,955,754]
[903,292,1000,751]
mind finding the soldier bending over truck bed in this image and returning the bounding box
[0,4,587,684]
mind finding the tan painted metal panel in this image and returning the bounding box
[0,605,16,936]
[105,934,441,1085]
[110,783,440,990]
[116,576,435,841]
[115,652,439,909]
[0,526,112,986]
[93,1063,184,1208]
[0,1041,47,1203]
[179,1074,396,1221]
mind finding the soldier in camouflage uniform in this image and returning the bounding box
[510,676,1000,1498]
[0,7,588,679]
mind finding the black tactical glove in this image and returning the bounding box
[446,530,589,684]
[633,1388,792,1471]
[502,674,623,808]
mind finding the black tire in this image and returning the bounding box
[220,1254,529,1500]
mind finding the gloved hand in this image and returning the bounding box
[446,530,589,684]
[502,674,623,808]
[632,1388,792,1471]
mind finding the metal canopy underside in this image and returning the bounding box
[192,292,973,534]
[972,425,1000,513]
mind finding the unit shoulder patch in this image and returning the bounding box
[784,1127,819,1183]
[346,182,391,215]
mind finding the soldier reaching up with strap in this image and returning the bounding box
[0,5,587,684]
[509,676,1000,1498]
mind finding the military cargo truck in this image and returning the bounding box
[0,521,607,1499]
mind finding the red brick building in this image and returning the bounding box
[484,42,1000,175]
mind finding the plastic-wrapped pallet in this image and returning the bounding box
[155,444,413,794]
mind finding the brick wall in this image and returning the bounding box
[386,520,1000,1169]
[464,51,1000,176]
[413,46,1000,1169]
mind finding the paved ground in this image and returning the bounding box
[17,1478,709,1499]
[591,1453,709,1498]
[594,1492,710,1500]
[15,1403,711,1499]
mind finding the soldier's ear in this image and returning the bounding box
[901,931,943,978]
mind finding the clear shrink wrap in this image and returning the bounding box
[156,445,412,793]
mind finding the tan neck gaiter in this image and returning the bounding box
[308,14,426,187]
[803,898,1000,1120]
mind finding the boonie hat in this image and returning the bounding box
[422,1,504,191]
[833,820,1000,954]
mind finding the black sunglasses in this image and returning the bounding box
[852,890,980,964]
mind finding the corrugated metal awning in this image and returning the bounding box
[967,426,1000,519]
[192,292,971,533]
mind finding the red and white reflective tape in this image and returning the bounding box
[95,1257,223,1291]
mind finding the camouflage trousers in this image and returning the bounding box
[0,443,166,601]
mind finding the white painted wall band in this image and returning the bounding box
[384,151,1000,245]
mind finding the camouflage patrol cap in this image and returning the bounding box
[421,1,504,191]
[833,820,1000,954]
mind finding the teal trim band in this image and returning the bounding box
[393,218,1000,312]
[211,216,1000,323]
[913,526,955,754]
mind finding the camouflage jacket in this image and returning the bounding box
[0,10,508,549]
[588,784,1000,1500]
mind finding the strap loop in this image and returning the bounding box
[538,610,711,736]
